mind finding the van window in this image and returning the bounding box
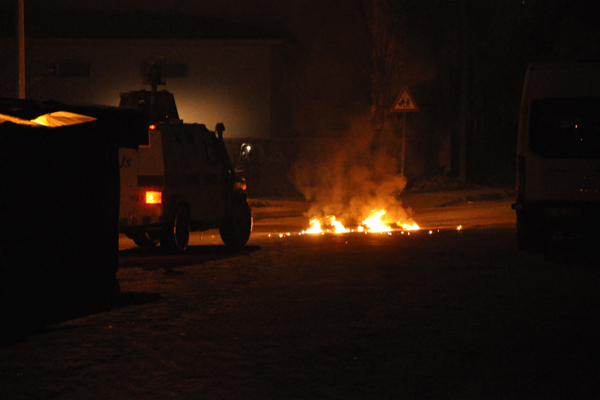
[529,97,600,159]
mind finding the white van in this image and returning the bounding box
[513,62,600,251]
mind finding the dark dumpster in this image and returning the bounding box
[0,98,147,326]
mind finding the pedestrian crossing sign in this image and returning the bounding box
[391,86,419,112]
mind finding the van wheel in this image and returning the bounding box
[160,207,190,252]
[219,199,252,248]
[133,232,159,248]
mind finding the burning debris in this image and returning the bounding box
[362,210,392,232]
[292,117,420,235]
[301,208,420,235]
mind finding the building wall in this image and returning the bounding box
[13,38,283,138]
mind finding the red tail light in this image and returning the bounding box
[145,191,162,204]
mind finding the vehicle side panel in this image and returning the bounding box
[516,62,600,243]
[119,129,164,234]
[160,124,229,224]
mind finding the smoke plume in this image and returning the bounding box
[292,117,415,228]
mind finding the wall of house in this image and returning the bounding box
[6,38,283,138]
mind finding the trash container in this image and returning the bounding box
[0,99,147,321]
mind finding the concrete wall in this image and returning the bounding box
[6,38,283,138]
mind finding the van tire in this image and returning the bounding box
[219,199,252,248]
[160,206,190,252]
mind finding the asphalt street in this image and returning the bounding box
[1,191,599,399]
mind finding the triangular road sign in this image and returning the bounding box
[391,86,419,112]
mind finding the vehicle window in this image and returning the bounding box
[529,97,600,159]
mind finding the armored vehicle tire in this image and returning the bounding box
[133,232,159,248]
[160,206,190,252]
[220,199,252,248]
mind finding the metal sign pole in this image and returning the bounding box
[390,86,418,177]
[400,112,406,176]
[17,0,26,99]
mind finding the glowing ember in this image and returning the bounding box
[457,225,463,230]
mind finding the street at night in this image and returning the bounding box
[2,1,600,398]
[2,191,599,399]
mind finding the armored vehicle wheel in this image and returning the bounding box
[160,206,190,252]
[133,232,159,248]
[220,199,252,248]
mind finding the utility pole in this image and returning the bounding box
[17,0,26,99]
[458,0,469,181]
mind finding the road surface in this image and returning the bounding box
[2,190,599,399]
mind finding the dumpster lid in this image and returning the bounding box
[0,97,148,148]
[0,111,97,127]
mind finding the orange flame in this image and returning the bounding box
[330,216,350,233]
[401,222,420,231]
[362,209,392,232]
[303,209,420,234]
[304,219,323,234]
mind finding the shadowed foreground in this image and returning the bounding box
[1,225,599,399]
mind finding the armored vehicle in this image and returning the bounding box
[118,66,252,251]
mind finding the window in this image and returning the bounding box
[529,97,600,159]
